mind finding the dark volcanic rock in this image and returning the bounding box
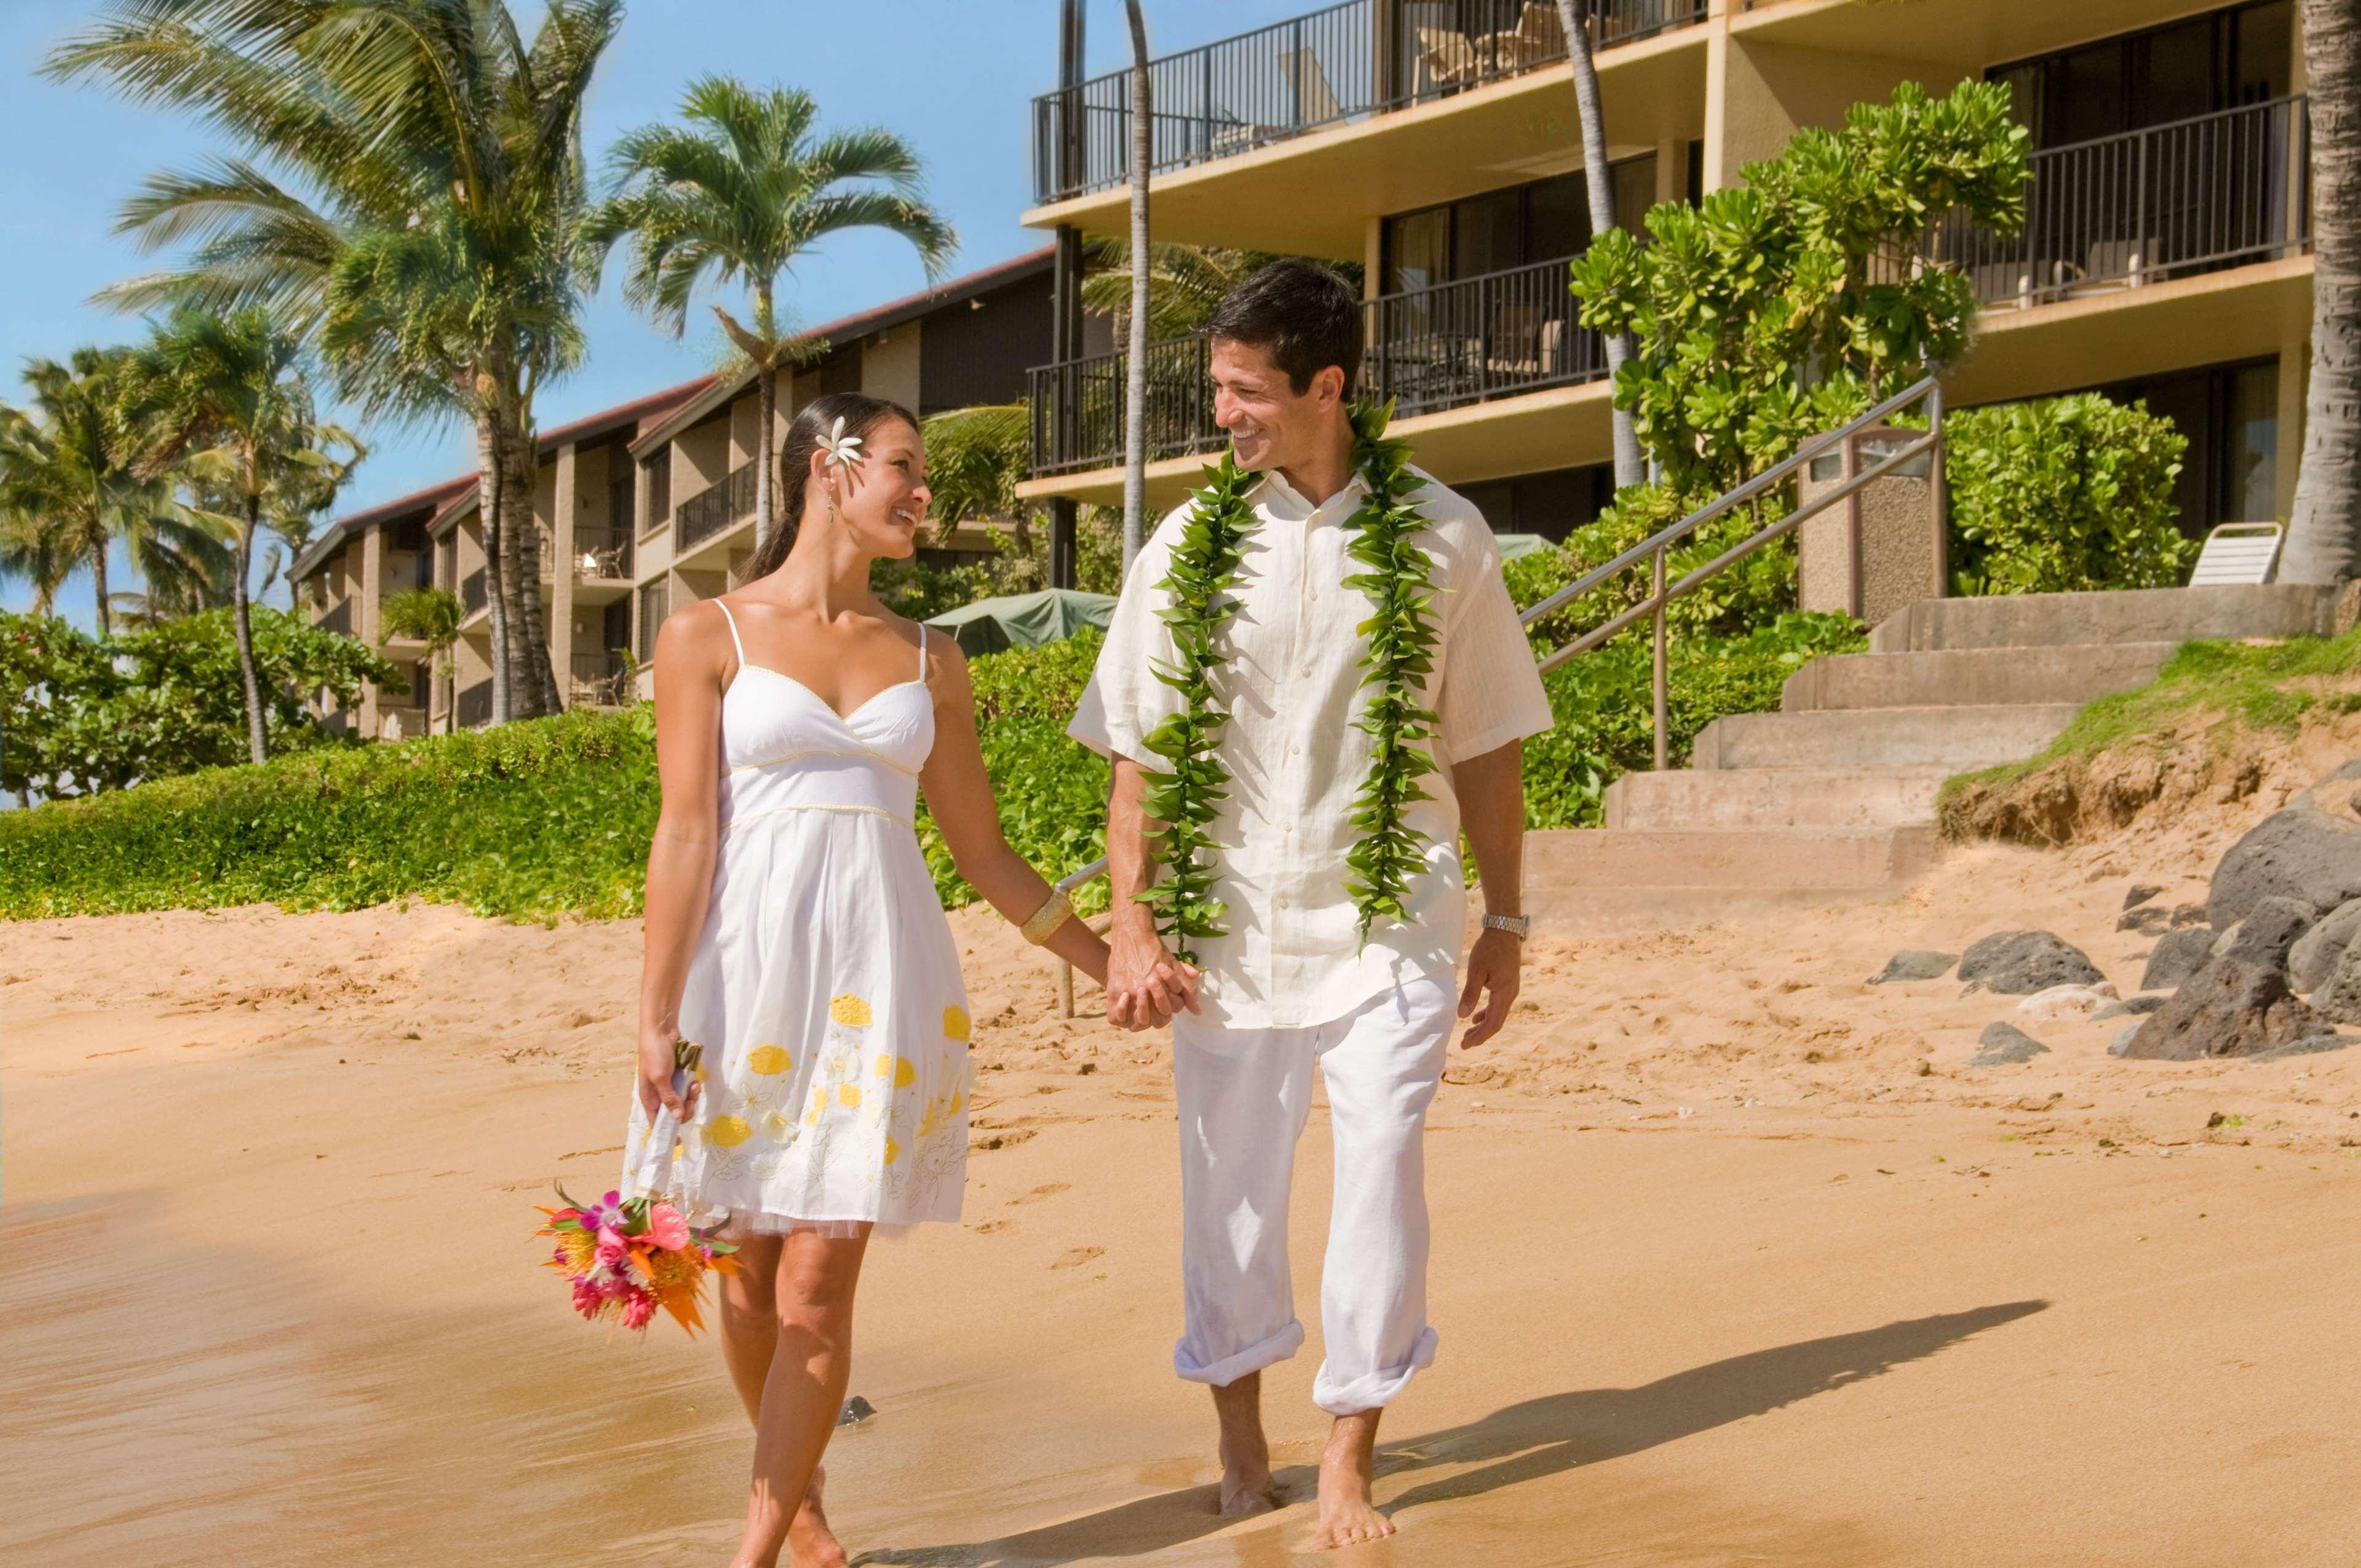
[2248,1034,2354,1063]
[2117,906,2172,936]
[1869,949,1958,984]
[2208,758,2361,928]
[2208,896,2319,970]
[2141,927,2217,992]
[2118,957,2321,1061]
[2093,995,2169,1021]
[1958,931,2104,996]
[2311,937,2361,1025]
[2122,883,2165,912]
[1972,1022,2050,1066]
[2171,903,2210,927]
[838,1395,876,1425]
[2288,897,2361,994]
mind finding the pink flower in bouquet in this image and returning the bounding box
[645,1203,690,1251]
[598,1270,633,1300]
[571,1278,604,1319]
[595,1226,629,1269]
[620,1289,657,1330]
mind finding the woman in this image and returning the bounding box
[627,390,1109,1568]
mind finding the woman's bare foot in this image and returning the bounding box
[1306,1412,1394,1550]
[787,1465,849,1568]
[1211,1374,1279,1516]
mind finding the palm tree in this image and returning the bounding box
[1554,0,1645,488]
[922,402,1036,552]
[47,0,622,724]
[119,307,360,766]
[381,585,464,715]
[0,349,228,638]
[1082,240,1300,339]
[583,76,954,552]
[1122,0,1153,572]
[2284,0,2361,584]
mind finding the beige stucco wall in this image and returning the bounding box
[862,324,923,410]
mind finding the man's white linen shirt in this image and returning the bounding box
[1068,464,1555,1031]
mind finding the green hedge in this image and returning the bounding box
[0,598,1857,919]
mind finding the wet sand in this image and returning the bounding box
[8,821,2361,1565]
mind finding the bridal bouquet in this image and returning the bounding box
[536,1186,739,1335]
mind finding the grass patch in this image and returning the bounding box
[1937,626,2361,823]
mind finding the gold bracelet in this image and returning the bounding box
[1020,887,1075,946]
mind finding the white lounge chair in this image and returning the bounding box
[2188,521,2284,587]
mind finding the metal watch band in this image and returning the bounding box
[1481,913,1531,941]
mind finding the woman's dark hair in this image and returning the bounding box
[740,389,920,580]
[1204,259,1360,395]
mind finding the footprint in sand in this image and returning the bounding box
[1009,1182,1069,1205]
[1050,1246,1103,1270]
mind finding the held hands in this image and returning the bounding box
[636,1024,702,1123]
[1104,916,1202,1031]
[1456,927,1522,1050]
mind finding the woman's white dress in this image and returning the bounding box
[622,604,971,1236]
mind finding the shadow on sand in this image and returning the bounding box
[854,1299,2049,1567]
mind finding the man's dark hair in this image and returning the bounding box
[1205,259,1360,396]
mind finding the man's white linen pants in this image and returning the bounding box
[1170,976,1455,1416]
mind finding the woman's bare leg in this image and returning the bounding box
[726,1226,870,1568]
[719,1230,852,1568]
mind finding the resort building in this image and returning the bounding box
[1017,0,2309,547]
[295,247,1063,734]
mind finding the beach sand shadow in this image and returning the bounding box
[854,1299,2049,1567]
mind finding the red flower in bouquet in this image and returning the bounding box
[536,1186,740,1336]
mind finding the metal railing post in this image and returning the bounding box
[1651,544,1669,772]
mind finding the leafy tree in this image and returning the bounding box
[0,612,116,806]
[0,349,230,636]
[49,0,624,726]
[583,76,953,550]
[1558,80,2029,638]
[922,402,1036,551]
[119,307,361,766]
[381,585,466,697]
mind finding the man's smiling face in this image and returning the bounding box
[1210,335,1339,475]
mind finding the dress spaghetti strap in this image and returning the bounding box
[915,624,929,684]
[714,599,748,668]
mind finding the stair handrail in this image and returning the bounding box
[1036,372,1946,1012]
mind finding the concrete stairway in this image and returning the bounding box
[1525,584,2342,923]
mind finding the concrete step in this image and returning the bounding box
[1868,584,2338,654]
[1525,826,1943,923]
[1690,704,2078,772]
[1603,767,1954,831]
[1782,642,2177,712]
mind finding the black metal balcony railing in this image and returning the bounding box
[571,523,635,580]
[459,566,487,618]
[1032,0,1705,203]
[675,461,758,551]
[1030,253,1603,476]
[569,649,632,709]
[319,597,353,637]
[455,679,493,729]
[1935,95,2311,310]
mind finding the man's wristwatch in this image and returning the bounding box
[1480,913,1531,941]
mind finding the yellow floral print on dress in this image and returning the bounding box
[707,1115,753,1149]
[943,1005,970,1043]
[748,1044,792,1075]
[836,1083,863,1109]
[830,994,873,1028]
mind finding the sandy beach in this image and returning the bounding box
[8,780,2361,1567]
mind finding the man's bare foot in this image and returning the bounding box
[787,1465,849,1568]
[1210,1373,1280,1516]
[1307,1411,1395,1550]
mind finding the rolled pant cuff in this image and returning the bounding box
[1311,1326,1438,1416]
[1174,1320,1306,1388]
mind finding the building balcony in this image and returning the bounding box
[1030,253,1605,478]
[569,649,632,710]
[673,461,759,568]
[570,523,635,582]
[459,566,488,622]
[455,678,493,729]
[1940,96,2310,313]
[1033,0,1703,205]
[318,596,353,637]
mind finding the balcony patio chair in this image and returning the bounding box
[1416,25,1486,90]
[1485,302,1551,379]
[2188,522,2284,587]
[1279,45,1344,130]
[2076,237,2161,292]
[1490,2,1568,71]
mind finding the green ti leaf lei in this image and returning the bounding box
[1135,399,1441,961]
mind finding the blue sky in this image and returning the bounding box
[0,1,1314,626]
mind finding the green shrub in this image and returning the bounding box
[1942,394,2196,596]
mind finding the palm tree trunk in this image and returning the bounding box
[1122,0,1153,573]
[475,410,514,727]
[89,514,113,641]
[502,407,561,715]
[232,493,268,765]
[2287,0,2361,584]
[1557,0,1645,490]
[755,280,779,558]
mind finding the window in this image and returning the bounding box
[607,445,636,536]
[1455,464,1614,544]
[637,578,670,659]
[1992,1,2294,149]
[638,448,670,532]
[1380,155,1657,295]
[2091,356,2280,537]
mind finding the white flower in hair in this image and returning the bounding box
[815,416,866,469]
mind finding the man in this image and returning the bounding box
[1067,261,1552,1549]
